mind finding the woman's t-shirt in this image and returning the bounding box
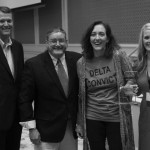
[86,57,119,122]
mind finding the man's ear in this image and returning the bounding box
[66,39,68,47]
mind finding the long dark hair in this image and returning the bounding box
[81,20,120,59]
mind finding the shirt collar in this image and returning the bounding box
[48,52,66,66]
[0,38,12,49]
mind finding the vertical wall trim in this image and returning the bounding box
[34,8,39,44]
[61,0,69,41]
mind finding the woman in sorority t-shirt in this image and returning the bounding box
[76,21,137,150]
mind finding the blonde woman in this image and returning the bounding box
[137,23,150,150]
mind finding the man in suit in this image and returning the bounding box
[19,27,81,150]
[0,6,24,150]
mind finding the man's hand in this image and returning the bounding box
[29,128,41,145]
[75,124,83,139]
[120,84,138,96]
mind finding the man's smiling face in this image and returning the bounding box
[0,11,13,39]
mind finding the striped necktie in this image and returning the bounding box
[57,59,68,96]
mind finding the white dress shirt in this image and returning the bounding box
[50,53,68,77]
[0,38,14,77]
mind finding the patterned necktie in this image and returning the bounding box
[57,59,68,96]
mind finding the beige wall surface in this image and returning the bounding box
[13,0,62,44]
[23,44,137,60]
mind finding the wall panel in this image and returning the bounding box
[39,0,62,43]
[13,10,34,43]
[68,0,150,44]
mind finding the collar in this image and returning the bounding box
[0,38,12,49]
[48,52,66,66]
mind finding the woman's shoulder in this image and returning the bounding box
[113,49,128,63]
[77,56,85,65]
[114,49,127,57]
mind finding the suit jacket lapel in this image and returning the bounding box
[43,50,66,97]
[11,40,18,79]
[65,52,74,96]
[0,45,13,79]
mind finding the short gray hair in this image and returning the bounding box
[46,27,67,42]
[0,6,12,13]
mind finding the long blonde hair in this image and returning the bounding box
[137,23,150,71]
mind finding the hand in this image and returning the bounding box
[121,84,138,96]
[29,128,41,145]
[75,124,83,139]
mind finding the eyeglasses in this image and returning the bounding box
[48,39,66,44]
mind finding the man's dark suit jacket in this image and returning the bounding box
[0,39,24,130]
[19,50,81,142]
